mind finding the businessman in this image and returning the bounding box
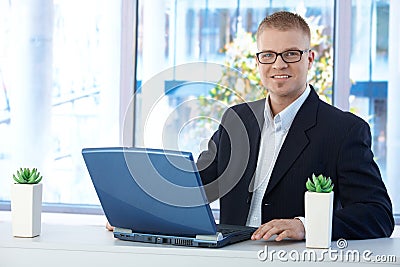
[196,11,394,241]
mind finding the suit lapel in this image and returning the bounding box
[265,88,319,195]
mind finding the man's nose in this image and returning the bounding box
[272,55,288,69]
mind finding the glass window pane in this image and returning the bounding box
[135,0,334,151]
[135,0,334,210]
[349,0,399,214]
[350,0,389,81]
[0,0,121,207]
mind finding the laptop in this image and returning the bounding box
[82,147,257,248]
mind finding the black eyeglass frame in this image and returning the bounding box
[256,49,310,64]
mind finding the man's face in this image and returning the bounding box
[256,28,314,101]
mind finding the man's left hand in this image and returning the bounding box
[251,218,305,241]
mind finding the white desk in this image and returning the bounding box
[1,220,399,266]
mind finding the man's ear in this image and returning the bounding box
[307,50,315,70]
[255,55,259,67]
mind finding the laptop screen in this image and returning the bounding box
[82,147,217,236]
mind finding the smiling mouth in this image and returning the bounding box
[271,75,291,79]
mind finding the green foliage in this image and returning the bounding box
[198,27,266,120]
[12,168,43,184]
[306,173,334,193]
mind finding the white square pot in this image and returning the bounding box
[305,191,334,248]
[11,183,43,237]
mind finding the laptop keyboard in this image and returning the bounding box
[218,228,238,236]
[216,224,256,236]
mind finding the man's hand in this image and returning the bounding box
[251,218,305,241]
[106,221,114,231]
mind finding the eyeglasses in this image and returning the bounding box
[256,49,310,64]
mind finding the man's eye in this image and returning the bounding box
[262,53,274,58]
[285,51,299,57]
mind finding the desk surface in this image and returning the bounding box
[1,219,399,266]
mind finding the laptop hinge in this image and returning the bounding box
[114,227,133,234]
[195,232,223,241]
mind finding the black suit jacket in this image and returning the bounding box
[197,87,394,240]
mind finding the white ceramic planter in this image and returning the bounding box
[11,183,43,237]
[305,191,334,248]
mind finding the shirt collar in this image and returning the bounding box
[264,84,311,132]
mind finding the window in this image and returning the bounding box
[134,0,334,211]
[0,0,123,210]
[134,0,334,153]
[348,0,399,216]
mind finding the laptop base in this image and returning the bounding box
[114,224,257,248]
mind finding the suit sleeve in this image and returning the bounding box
[196,118,224,203]
[197,105,235,186]
[332,118,394,239]
[197,128,220,185]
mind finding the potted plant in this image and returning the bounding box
[11,167,43,237]
[304,173,334,248]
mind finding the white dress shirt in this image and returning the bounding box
[246,85,311,227]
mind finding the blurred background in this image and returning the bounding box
[0,0,398,222]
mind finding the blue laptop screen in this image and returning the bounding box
[82,147,217,236]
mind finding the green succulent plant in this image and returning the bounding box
[13,168,43,184]
[306,173,334,193]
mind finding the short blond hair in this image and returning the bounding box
[256,11,311,41]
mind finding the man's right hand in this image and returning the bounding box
[106,221,114,231]
[251,218,305,241]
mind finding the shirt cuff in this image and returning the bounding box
[294,216,305,229]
